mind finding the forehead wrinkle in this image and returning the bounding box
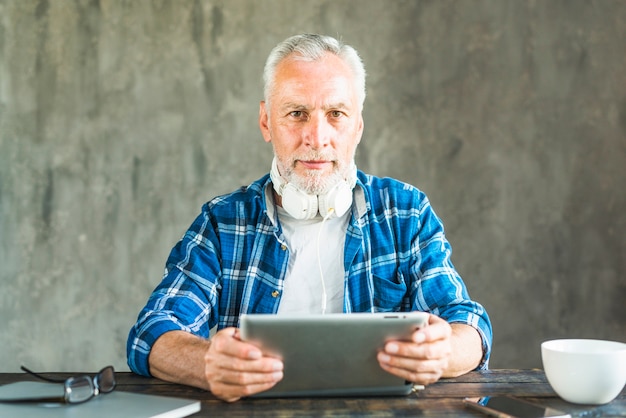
[280,100,352,112]
[281,102,308,111]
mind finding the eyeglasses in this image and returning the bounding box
[0,365,116,405]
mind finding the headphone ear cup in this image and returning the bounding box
[281,184,319,220]
[270,157,355,219]
[318,180,353,218]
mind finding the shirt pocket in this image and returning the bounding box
[372,270,408,312]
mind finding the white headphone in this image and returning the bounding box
[270,157,356,220]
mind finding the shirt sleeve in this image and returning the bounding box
[126,206,221,376]
[410,197,493,370]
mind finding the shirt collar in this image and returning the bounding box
[263,180,279,228]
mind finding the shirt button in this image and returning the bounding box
[280,244,287,251]
[271,290,280,297]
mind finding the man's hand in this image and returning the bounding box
[376,314,452,385]
[148,328,283,403]
[376,314,482,385]
[205,328,284,402]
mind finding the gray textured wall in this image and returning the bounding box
[1,0,624,373]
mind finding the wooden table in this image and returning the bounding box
[1,369,624,417]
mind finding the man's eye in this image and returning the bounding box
[330,110,344,118]
[290,111,304,118]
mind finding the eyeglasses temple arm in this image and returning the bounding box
[0,396,67,404]
[20,365,65,383]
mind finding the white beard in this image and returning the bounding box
[277,155,348,195]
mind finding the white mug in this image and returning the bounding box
[541,339,626,405]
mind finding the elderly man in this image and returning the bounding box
[127,33,492,402]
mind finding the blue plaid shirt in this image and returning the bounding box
[127,171,493,376]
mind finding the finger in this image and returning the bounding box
[412,315,452,343]
[377,357,445,385]
[378,346,449,370]
[383,339,451,361]
[210,359,284,385]
[218,354,284,375]
[210,379,282,403]
[211,328,264,360]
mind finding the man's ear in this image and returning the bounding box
[259,101,272,143]
[356,113,364,145]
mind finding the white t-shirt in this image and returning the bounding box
[276,207,349,314]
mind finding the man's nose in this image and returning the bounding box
[303,114,331,149]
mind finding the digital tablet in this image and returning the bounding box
[239,312,429,398]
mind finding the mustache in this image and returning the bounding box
[289,152,337,165]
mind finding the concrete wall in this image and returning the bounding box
[1,0,624,373]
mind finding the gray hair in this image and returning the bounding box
[263,34,366,113]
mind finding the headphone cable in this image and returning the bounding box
[317,208,335,314]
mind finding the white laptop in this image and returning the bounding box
[0,381,201,418]
[239,312,429,398]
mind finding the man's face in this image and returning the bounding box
[259,53,364,195]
